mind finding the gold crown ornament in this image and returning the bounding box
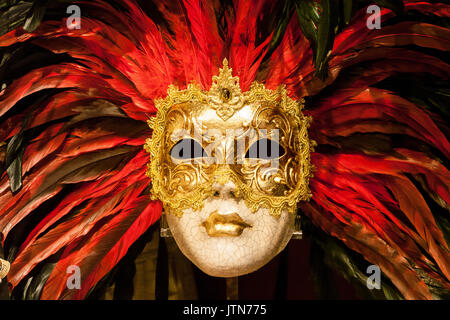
[145,59,314,217]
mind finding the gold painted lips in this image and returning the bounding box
[202,210,252,237]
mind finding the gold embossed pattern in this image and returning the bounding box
[145,59,314,217]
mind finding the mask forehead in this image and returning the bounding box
[165,101,291,135]
[164,102,251,138]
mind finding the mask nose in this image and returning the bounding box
[212,181,238,199]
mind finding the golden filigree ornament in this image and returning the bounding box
[207,59,244,121]
[145,59,314,217]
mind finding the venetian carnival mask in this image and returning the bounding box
[145,59,313,277]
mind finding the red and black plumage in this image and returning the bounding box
[0,0,448,299]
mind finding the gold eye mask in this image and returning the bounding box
[144,59,314,216]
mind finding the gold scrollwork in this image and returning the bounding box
[145,59,314,217]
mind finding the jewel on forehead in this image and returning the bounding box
[207,58,245,121]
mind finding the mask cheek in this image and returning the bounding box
[164,206,215,271]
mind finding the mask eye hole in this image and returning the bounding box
[245,138,285,159]
[170,139,206,159]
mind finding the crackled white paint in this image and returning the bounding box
[166,182,294,277]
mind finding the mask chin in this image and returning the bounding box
[164,198,295,277]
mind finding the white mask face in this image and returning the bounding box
[145,60,312,278]
[166,182,295,277]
